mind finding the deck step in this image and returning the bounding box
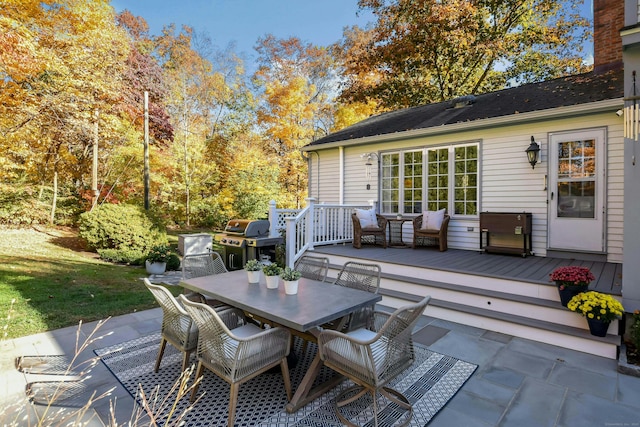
[321,257,621,359]
[380,288,620,358]
[382,288,619,345]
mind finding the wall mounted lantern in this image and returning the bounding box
[525,136,540,169]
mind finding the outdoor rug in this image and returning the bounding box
[95,332,476,426]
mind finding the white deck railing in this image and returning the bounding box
[268,199,374,267]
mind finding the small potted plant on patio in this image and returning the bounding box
[550,266,595,307]
[281,267,302,295]
[262,263,282,289]
[145,244,172,275]
[567,291,624,337]
[245,259,262,284]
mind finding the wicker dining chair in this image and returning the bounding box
[181,251,228,307]
[332,261,381,331]
[178,295,292,427]
[351,213,388,249]
[317,296,432,427]
[144,279,199,373]
[294,255,330,282]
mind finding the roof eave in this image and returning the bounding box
[301,98,623,152]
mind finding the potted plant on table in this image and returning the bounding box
[245,259,262,284]
[550,266,595,307]
[281,267,302,295]
[567,291,624,337]
[262,263,282,289]
[145,244,172,275]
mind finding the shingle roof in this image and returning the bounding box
[309,69,624,146]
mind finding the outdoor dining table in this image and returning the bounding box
[180,269,382,413]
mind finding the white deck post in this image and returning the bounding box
[268,200,278,238]
[306,197,315,250]
[285,215,296,268]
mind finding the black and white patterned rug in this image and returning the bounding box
[95,333,476,426]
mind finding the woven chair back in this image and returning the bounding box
[180,297,239,380]
[294,255,330,282]
[334,261,381,293]
[182,252,228,280]
[144,279,198,350]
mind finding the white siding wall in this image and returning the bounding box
[607,121,625,263]
[343,146,381,205]
[309,148,342,203]
[311,112,624,263]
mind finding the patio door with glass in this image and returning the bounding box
[548,128,606,252]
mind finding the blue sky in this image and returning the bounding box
[111,0,373,62]
[111,0,593,69]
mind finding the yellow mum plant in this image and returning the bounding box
[567,291,624,322]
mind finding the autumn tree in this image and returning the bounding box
[154,26,256,226]
[336,0,592,109]
[254,36,337,208]
[117,10,173,144]
[0,0,130,223]
[215,135,281,220]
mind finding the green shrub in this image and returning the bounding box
[190,199,226,228]
[78,204,167,258]
[631,310,640,350]
[98,248,146,265]
[166,253,181,271]
[0,184,49,226]
[53,191,84,226]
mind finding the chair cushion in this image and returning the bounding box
[224,323,266,359]
[421,209,445,231]
[324,328,388,372]
[355,208,378,229]
[346,327,377,341]
[231,323,263,339]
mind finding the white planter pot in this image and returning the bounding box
[145,260,166,275]
[265,275,280,289]
[247,270,261,284]
[284,280,299,295]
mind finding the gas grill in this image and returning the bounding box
[214,219,283,270]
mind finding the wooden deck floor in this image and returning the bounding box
[312,244,623,296]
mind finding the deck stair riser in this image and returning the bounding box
[379,275,618,331]
[324,253,561,301]
[317,252,621,359]
[382,294,618,359]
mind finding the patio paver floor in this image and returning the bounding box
[2,306,640,426]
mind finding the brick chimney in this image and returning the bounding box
[593,0,624,73]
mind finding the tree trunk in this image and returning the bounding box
[182,105,191,227]
[49,168,58,225]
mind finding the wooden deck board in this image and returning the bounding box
[502,256,562,282]
[312,244,622,295]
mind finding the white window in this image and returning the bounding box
[381,143,478,216]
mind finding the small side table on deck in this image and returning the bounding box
[387,217,410,248]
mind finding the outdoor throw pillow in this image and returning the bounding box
[421,208,446,231]
[355,208,378,229]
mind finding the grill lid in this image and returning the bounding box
[223,219,270,237]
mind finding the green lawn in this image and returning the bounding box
[0,227,175,339]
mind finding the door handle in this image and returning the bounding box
[551,192,554,200]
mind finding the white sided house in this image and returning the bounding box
[286,0,640,359]
[303,70,624,263]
